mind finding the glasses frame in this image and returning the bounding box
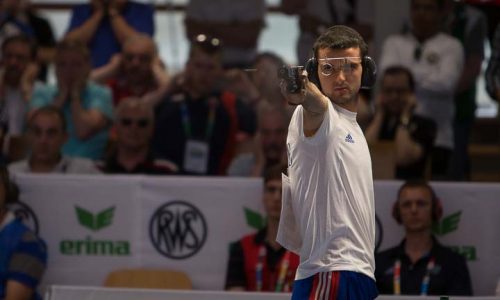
[317,56,362,77]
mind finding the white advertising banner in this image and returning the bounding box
[14,174,263,292]
[11,175,500,295]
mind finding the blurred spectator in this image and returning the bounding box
[65,0,154,68]
[280,0,374,65]
[379,0,464,180]
[0,35,39,161]
[463,0,500,44]
[29,39,113,160]
[486,23,500,104]
[365,66,436,180]
[0,165,47,300]
[9,106,100,174]
[153,34,256,175]
[224,52,293,117]
[444,0,487,181]
[184,0,266,68]
[228,103,288,177]
[225,164,299,292]
[98,98,177,174]
[375,180,472,296]
[0,0,55,82]
[91,34,170,107]
[0,125,6,165]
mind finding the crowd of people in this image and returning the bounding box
[0,0,498,299]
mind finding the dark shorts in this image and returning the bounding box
[291,270,378,300]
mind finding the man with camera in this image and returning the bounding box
[65,0,154,68]
[278,25,378,299]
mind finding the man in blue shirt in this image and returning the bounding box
[65,0,154,68]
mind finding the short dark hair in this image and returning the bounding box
[393,179,443,223]
[263,164,287,184]
[1,34,37,60]
[313,25,368,59]
[382,65,415,92]
[29,106,67,133]
[397,180,436,201]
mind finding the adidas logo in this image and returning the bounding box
[345,133,355,143]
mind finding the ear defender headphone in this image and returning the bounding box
[392,184,443,224]
[305,55,377,90]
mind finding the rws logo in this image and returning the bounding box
[60,206,130,256]
[149,201,207,259]
[432,211,477,261]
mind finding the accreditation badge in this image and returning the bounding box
[184,139,209,174]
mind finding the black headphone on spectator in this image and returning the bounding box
[305,54,377,90]
[392,183,443,224]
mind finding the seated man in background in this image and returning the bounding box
[227,103,288,177]
[375,180,472,296]
[98,98,177,174]
[153,34,256,175]
[225,164,299,292]
[9,106,100,174]
[90,34,170,108]
[378,0,464,180]
[65,0,154,68]
[0,165,47,300]
[365,66,436,180]
[0,0,56,82]
[29,39,114,160]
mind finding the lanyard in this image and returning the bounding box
[180,98,217,141]
[255,245,292,292]
[393,257,435,295]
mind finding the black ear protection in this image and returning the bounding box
[392,185,443,224]
[305,55,377,90]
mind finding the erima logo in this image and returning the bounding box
[345,133,354,143]
[60,206,131,256]
[76,206,115,231]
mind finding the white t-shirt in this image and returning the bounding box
[8,156,101,175]
[277,101,375,281]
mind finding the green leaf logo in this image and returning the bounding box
[244,207,265,230]
[75,206,115,231]
[432,211,461,236]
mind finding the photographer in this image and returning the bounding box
[65,0,154,68]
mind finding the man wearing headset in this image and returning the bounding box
[375,180,472,296]
[278,25,377,299]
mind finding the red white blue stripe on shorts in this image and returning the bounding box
[291,270,378,300]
